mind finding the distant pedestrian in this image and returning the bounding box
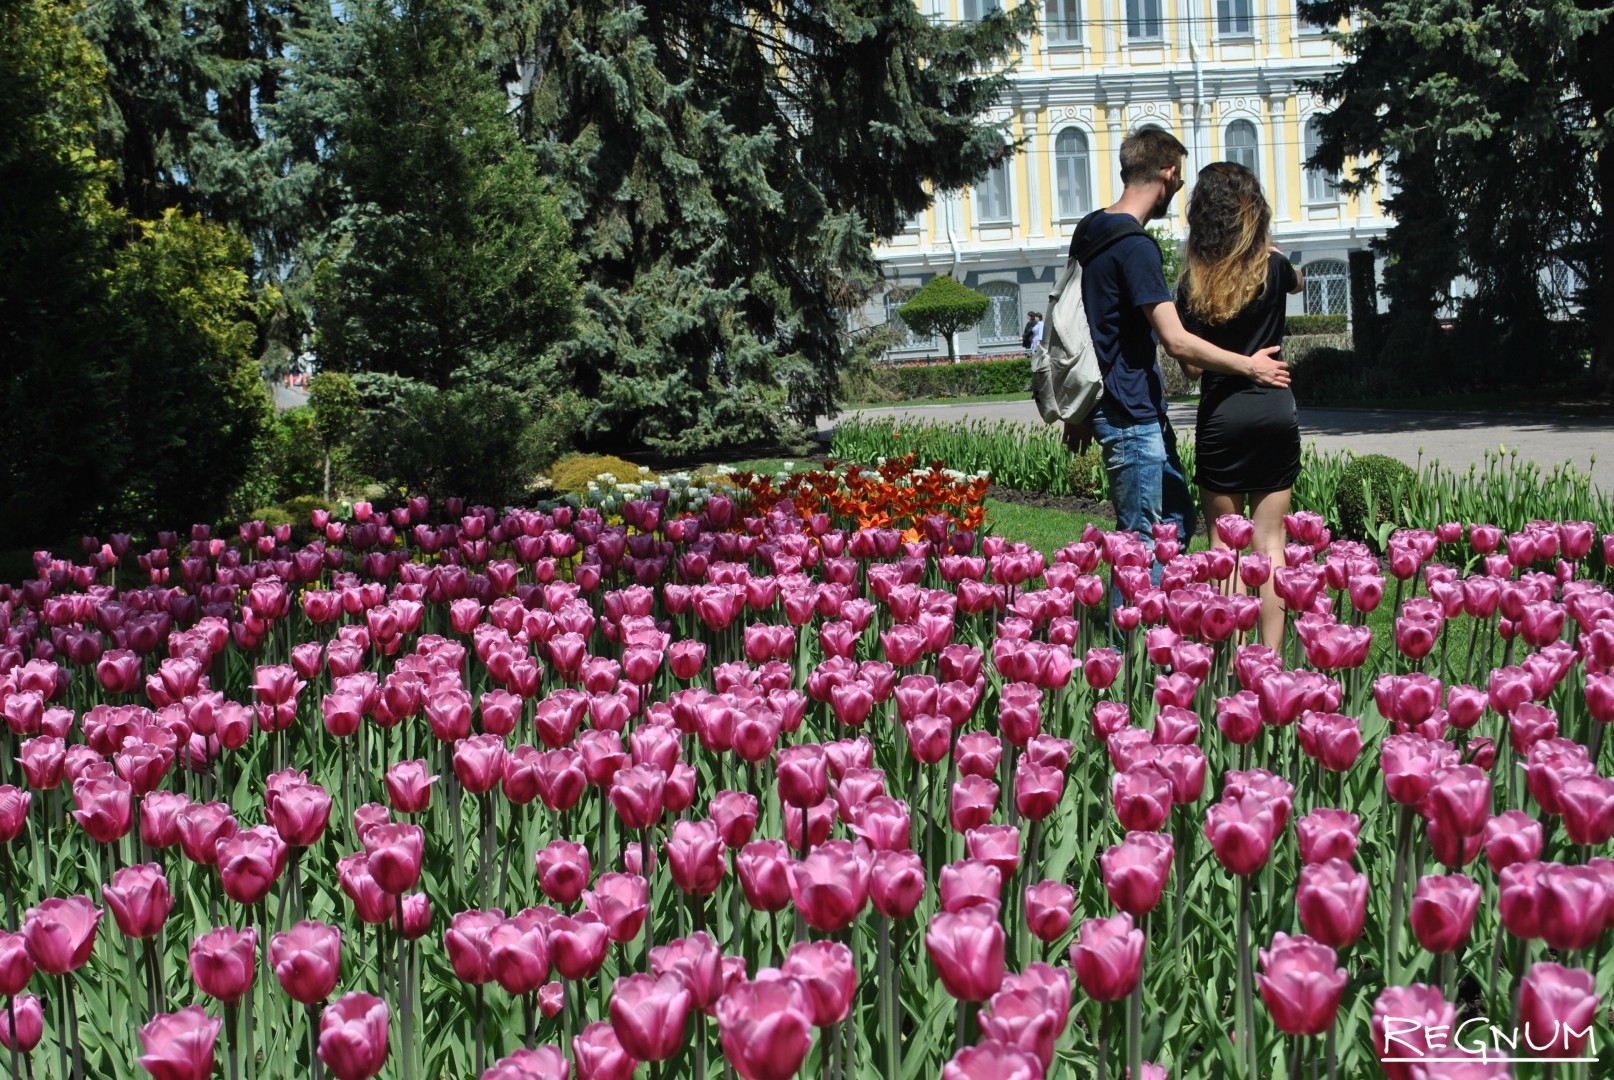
[1024,311,1044,353]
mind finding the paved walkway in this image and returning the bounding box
[820,399,1614,478]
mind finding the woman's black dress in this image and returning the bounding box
[1178,253,1301,494]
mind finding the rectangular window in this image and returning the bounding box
[1126,0,1162,39]
[962,0,1001,20]
[1217,0,1253,35]
[1045,0,1082,41]
[975,161,1012,225]
[1304,117,1341,204]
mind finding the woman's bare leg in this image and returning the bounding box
[1248,487,1293,650]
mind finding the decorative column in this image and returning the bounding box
[1023,109,1045,238]
[1267,93,1291,223]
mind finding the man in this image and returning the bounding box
[1025,311,1044,353]
[1066,128,1288,579]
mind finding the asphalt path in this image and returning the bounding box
[820,398,1614,479]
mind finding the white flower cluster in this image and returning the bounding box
[563,469,739,519]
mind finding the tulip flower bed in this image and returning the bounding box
[0,490,1612,1080]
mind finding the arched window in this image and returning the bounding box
[1303,259,1349,316]
[974,151,1012,225]
[976,282,1022,345]
[1304,117,1340,204]
[1054,129,1092,219]
[1225,120,1258,176]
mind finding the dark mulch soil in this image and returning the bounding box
[987,484,1113,519]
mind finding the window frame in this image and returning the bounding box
[1126,0,1163,41]
[1301,259,1349,316]
[1052,126,1094,221]
[1216,0,1254,36]
[1044,0,1084,43]
[973,151,1014,227]
[1223,119,1259,177]
[1303,116,1341,206]
[975,281,1024,346]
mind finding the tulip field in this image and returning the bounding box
[1,458,1613,1079]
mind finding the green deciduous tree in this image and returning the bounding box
[897,276,991,362]
[308,371,360,500]
[1302,0,1611,393]
[0,0,271,544]
[489,0,1034,450]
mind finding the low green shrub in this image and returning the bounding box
[1336,453,1418,545]
[854,357,1031,401]
[831,416,1099,497]
[1285,314,1347,335]
[551,455,654,494]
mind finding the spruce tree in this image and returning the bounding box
[491,0,1035,450]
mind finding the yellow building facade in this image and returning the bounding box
[872,0,1387,356]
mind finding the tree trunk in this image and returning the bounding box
[945,331,958,362]
[323,447,332,503]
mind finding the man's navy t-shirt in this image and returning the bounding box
[1073,211,1173,426]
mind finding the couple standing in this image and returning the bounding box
[1066,128,1303,649]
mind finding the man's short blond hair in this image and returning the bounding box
[1120,128,1188,187]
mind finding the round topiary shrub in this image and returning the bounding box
[1335,453,1417,544]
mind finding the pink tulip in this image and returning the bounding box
[940,859,1003,913]
[177,802,238,866]
[608,973,691,1062]
[1257,932,1347,1036]
[573,1021,638,1080]
[270,920,342,1006]
[269,782,332,848]
[535,839,592,905]
[1517,962,1600,1057]
[445,909,503,985]
[1071,912,1144,1002]
[583,873,650,943]
[1024,880,1076,942]
[1101,831,1173,916]
[318,992,390,1080]
[22,895,101,975]
[950,775,999,834]
[362,822,424,894]
[1535,863,1609,951]
[776,745,830,809]
[453,734,507,795]
[216,825,289,906]
[1371,984,1457,1080]
[1296,808,1360,865]
[549,914,611,981]
[102,863,172,940]
[926,905,1006,1002]
[1295,859,1367,949]
[70,773,132,844]
[489,915,551,995]
[1204,794,1277,876]
[1482,810,1543,873]
[17,737,64,790]
[609,764,666,830]
[384,760,438,814]
[782,940,856,1027]
[736,840,793,913]
[715,974,814,1080]
[666,819,726,897]
[788,840,870,933]
[189,926,257,1003]
[1423,765,1492,839]
[1558,775,1614,846]
[0,994,41,1055]
[336,852,396,925]
[1014,761,1065,821]
[942,1040,1044,1080]
[0,932,36,996]
[482,1046,571,1080]
[710,790,759,849]
[1409,873,1480,953]
[870,849,926,921]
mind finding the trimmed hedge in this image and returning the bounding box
[1286,314,1347,335]
[861,356,1032,399]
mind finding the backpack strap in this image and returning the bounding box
[1068,210,1157,268]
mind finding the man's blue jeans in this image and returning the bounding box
[1090,412,1197,611]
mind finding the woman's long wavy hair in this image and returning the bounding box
[1179,162,1272,325]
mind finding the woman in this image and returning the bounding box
[1176,162,1305,649]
